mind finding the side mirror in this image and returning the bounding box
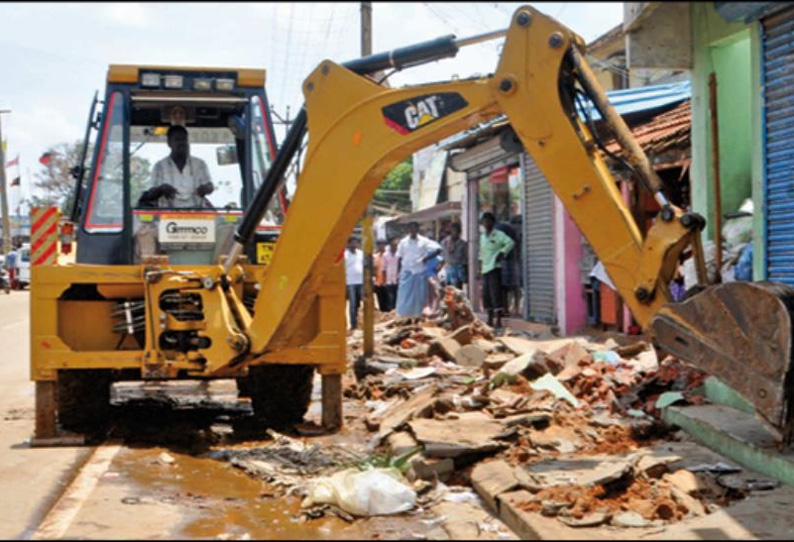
[216,144,239,166]
[69,165,83,180]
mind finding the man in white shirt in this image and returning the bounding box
[138,125,214,208]
[344,236,364,330]
[395,222,441,320]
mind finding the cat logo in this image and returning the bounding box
[382,92,468,135]
[405,96,441,130]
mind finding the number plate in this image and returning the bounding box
[257,242,276,264]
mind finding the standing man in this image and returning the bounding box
[395,222,441,321]
[382,236,400,311]
[479,212,515,328]
[441,222,468,290]
[495,217,520,316]
[373,240,389,312]
[345,236,364,330]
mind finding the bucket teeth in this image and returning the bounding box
[651,281,794,446]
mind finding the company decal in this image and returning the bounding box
[382,92,468,135]
[158,218,216,244]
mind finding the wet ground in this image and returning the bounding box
[45,377,455,540]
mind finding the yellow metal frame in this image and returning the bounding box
[107,64,266,87]
[33,5,694,387]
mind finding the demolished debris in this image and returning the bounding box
[344,286,756,531]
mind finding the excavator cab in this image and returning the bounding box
[73,65,286,267]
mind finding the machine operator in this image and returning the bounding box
[138,125,215,208]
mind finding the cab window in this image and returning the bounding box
[84,91,125,233]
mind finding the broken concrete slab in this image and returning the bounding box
[669,486,706,517]
[447,324,473,346]
[474,338,496,353]
[388,431,420,458]
[612,511,649,528]
[528,426,581,454]
[408,454,455,482]
[496,350,549,380]
[665,469,711,496]
[629,349,659,374]
[455,344,486,368]
[520,454,634,488]
[529,373,579,408]
[470,460,521,513]
[377,386,438,441]
[633,452,682,479]
[428,337,462,361]
[408,411,507,458]
[545,342,591,373]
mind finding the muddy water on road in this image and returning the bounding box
[108,379,443,540]
[114,446,370,540]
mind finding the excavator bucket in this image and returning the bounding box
[651,281,794,446]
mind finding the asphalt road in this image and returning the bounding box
[0,291,462,540]
[0,291,89,539]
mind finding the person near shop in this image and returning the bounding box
[373,240,390,312]
[424,236,444,315]
[441,222,468,290]
[479,212,515,328]
[344,236,364,330]
[395,222,441,320]
[382,236,400,311]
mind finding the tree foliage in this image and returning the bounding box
[32,140,151,216]
[373,157,412,214]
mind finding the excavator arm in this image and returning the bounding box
[217,5,794,444]
[237,5,696,352]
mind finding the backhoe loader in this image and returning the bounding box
[31,5,794,448]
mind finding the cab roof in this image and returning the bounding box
[107,64,265,88]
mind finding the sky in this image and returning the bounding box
[0,2,623,210]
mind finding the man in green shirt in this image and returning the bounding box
[478,212,516,328]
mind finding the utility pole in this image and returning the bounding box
[0,110,12,257]
[361,1,372,56]
[361,1,375,356]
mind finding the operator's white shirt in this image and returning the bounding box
[151,155,212,208]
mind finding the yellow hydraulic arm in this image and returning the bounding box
[233,4,702,357]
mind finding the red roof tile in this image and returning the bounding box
[604,100,691,157]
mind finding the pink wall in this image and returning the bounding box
[554,198,587,335]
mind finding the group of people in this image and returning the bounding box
[344,212,521,331]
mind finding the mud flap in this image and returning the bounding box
[651,281,794,446]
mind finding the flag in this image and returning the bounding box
[10,176,19,187]
[39,152,53,166]
[5,154,18,169]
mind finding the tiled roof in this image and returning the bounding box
[604,99,691,156]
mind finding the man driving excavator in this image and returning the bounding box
[138,125,214,208]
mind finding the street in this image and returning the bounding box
[0,291,510,540]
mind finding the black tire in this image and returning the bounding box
[57,370,113,433]
[235,376,253,398]
[248,364,314,430]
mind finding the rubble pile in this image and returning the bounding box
[347,286,765,528]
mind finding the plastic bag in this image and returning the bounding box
[722,215,753,248]
[304,467,416,516]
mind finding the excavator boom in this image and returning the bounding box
[230,5,794,443]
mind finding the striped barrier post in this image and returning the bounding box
[31,206,60,266]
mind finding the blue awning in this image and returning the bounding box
[575,80,691,122]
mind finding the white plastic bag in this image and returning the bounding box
[304,467,417,516]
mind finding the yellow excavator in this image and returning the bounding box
[31,5,794,447]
